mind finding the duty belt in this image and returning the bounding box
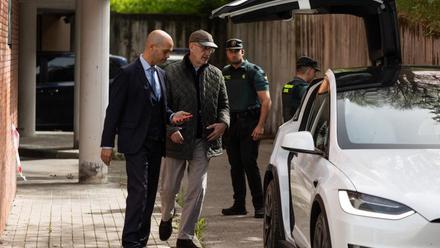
[231,109,260,119]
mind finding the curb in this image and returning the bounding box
[18,147,79,159]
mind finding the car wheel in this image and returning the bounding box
[312,211,332,248]
[264,180,283,248]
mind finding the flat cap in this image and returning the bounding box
[189,30,218,48]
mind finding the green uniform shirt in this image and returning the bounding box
[222,60,269,112]
[282,77,308,121]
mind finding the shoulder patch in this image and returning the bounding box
[283,83,295,93]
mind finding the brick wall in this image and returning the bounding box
[0,0,19,234]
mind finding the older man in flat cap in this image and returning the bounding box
[158,30,229,248]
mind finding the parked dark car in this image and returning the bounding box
[36,52,128,131]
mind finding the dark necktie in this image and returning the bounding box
[148,67,161,100]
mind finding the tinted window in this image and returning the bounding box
[37,54,75,84]
[37,54,127,84]
[337,70,440,149]
[298,81,330,152]
[308,93,330,152]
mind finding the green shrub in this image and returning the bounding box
[110,0,229,15]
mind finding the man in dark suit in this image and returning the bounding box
[100,30,191,248]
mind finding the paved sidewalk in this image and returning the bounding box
[202,140,273,248]
[0,158,180,248]
[2,132,273,247]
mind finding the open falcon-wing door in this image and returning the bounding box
[212,0,401,67]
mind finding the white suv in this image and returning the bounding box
[213,1,440,247]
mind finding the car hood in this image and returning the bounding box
[333,149,440,221]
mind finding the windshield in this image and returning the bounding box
[337,69,440,149]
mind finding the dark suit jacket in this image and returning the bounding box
[101,58,173,155]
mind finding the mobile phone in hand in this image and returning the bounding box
[174,114,193,123]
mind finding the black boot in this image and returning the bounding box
[221,204,247,216]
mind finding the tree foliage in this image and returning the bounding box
[397,0,440,36]
[110,0,230,15]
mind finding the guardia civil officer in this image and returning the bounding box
[282,56,320,122]
[221,38,272,218]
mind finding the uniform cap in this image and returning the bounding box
[296,56,320,71]
[226,38,243,50]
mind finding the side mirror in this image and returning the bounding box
[281,131,323,155]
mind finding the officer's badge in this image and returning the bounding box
[242,74,246,79]
[231,40,237,47]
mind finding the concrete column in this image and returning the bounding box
[18,2,37,137]
[73,0,81,149]
[78,0,110,183]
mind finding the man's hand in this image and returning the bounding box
[170,130,184,144]
[172,111,192,125]
[251,125,264,141]
[101,148,113,166]
[206,123,227,141]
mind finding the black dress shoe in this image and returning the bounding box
[159,218,172,241]
[176,239,198,248]
[254,208,264,218]
[221,205,247,215]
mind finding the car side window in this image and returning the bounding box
[309,93,330,152]
[46,56,75,83]
[299,79,331,153]
[298,84,320,131]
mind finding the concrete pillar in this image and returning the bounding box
[78,0,110,183]
[18,2,37,137]
[73,0,81,149]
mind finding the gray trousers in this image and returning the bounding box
[160,139,209,240]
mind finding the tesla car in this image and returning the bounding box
[212,0,440,248]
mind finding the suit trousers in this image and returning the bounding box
[122,139,163,248]
[160,139,209,240]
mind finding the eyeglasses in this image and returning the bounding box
[195,44,216,54]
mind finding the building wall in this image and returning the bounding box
[40,15,71,51]
[110,13,227,67]
[0,0,19,234]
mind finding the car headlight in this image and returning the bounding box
[338,190,415,220]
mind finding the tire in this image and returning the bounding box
[264,180,283,248]
[312,211,332,248]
